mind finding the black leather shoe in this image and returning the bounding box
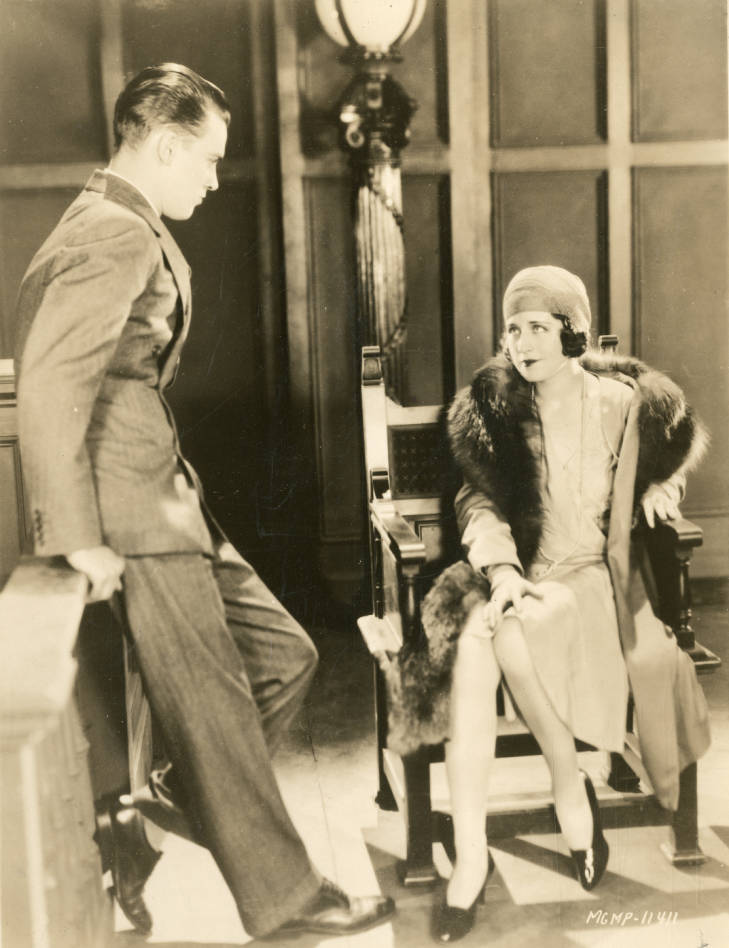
[96,798,162,935]
[269,878,395,937]
[432,850,495,943]
[570,771,609,891]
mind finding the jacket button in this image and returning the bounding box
[152,344,162,356]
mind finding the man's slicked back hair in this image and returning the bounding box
[113,63,230,150]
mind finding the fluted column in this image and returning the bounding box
[338,63,416,401]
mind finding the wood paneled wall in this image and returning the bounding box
[0,0,286,575]
[277,0,728,587]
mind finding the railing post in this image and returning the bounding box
[0,560,113,948]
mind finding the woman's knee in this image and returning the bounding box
[453,611,501,693]
[492,618,532,684]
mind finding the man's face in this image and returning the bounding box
[160,110,228,220]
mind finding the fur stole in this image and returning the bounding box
[383,351,708,755]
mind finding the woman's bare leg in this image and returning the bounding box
[446,607,501,907]
[493,615,592,850]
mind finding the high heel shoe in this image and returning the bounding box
[570,771,609,891]
[432,850,495,943]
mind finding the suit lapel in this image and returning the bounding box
[85,170,193,387]
[156,218,192,320]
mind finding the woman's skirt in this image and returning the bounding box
[509,557,629,752]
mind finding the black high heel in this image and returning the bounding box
[570,771,609,891]
[432,850,495,943]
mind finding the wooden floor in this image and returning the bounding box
[113,582,729,947]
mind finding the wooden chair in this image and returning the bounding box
[357,342,721,887]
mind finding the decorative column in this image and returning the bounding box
[315,0,426,401]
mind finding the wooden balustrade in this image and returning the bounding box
[0,558,113,948]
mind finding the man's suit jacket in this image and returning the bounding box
[15,170,212,556]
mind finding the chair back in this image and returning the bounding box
[361,346,450,564]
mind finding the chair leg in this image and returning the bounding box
[373,664,397,811]
[660,762,707,866]
[398,747,439,886]
[607,752,641,793]
[432,810,456,863]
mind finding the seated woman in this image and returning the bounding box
[385,265,711,943]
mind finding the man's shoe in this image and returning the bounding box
[96,798,162,935]
[271,878,395,937]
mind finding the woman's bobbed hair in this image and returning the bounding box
[501,312,589,361]
[554,314,588,357]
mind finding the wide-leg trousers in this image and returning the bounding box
[120,541,321,937]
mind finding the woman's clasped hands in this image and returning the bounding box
[482,564,544,632]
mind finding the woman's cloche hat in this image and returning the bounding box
[503,265,591,336]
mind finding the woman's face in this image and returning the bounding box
[505,310,569,383]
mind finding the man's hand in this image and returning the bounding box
[484,565,544,631]
[66,546,125,602]
[641,481,681,529]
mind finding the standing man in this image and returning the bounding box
[15,63,394,940]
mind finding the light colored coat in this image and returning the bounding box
[15,171,212,557]
[384,354,710,812]
[455,381,710,811]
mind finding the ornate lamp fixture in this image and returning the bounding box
[315,0,426,399]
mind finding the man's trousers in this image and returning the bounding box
[120,541,321,937]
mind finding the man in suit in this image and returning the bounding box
[15,63,394,940]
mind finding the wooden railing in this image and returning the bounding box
[0,559,112,948]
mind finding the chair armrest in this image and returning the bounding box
[642,516,721,673]
[369,499,428,649]
[652,516,703,550]
[371,499,428,567]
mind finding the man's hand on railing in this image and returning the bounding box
[66,546,125,602]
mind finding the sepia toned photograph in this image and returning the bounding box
[0,1,727,946]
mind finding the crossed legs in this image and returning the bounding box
[493,615,594,849]
[446,607,594,909]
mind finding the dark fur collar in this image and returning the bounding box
[447,351,708,569]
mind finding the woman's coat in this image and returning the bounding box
[383,351,710,811]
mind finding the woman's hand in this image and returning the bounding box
[483,565,544,631]
[641,481,681,529]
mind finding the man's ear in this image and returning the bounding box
[154,127,179,166]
